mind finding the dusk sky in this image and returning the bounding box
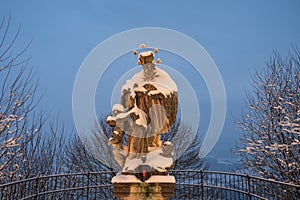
[1,1,299,166]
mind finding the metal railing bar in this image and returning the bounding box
[21,183,114,200]
[0,177,38,187]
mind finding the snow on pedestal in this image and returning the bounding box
[122,147,173,174]
[112,174,175,184]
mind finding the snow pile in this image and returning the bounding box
[122,147,173,173]
[122,66,177,98]
[112,173,175,183]
[107,105,148,128]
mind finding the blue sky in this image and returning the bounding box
[1,1,300,163]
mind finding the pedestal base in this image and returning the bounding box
[112,174,175,200]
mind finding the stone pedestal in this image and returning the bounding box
[112,174,175,200]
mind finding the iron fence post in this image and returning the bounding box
[87,172,90,199]
[247,175,251,200]
[35,176,39,200]
[200,170,204,200]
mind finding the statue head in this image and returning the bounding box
[112,104,125,116]
[138,51,154,65]
[133,44,161,65]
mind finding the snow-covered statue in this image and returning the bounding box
[107,46,178,180]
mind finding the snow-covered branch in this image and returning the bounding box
[237,49,300,185]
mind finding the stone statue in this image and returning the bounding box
[107,46,178,177]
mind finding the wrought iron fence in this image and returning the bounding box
[169,170,299,200]
[0,170,299,199]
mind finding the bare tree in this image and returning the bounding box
[0,13,38,182]
[64,119,116,172]
[0,13,66,184]
[237,48,300,185]
[161,120,207,170]
[65,117,207,172]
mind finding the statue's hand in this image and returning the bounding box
[106,116,116,127]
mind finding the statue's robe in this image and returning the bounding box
[121,65,178,156]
